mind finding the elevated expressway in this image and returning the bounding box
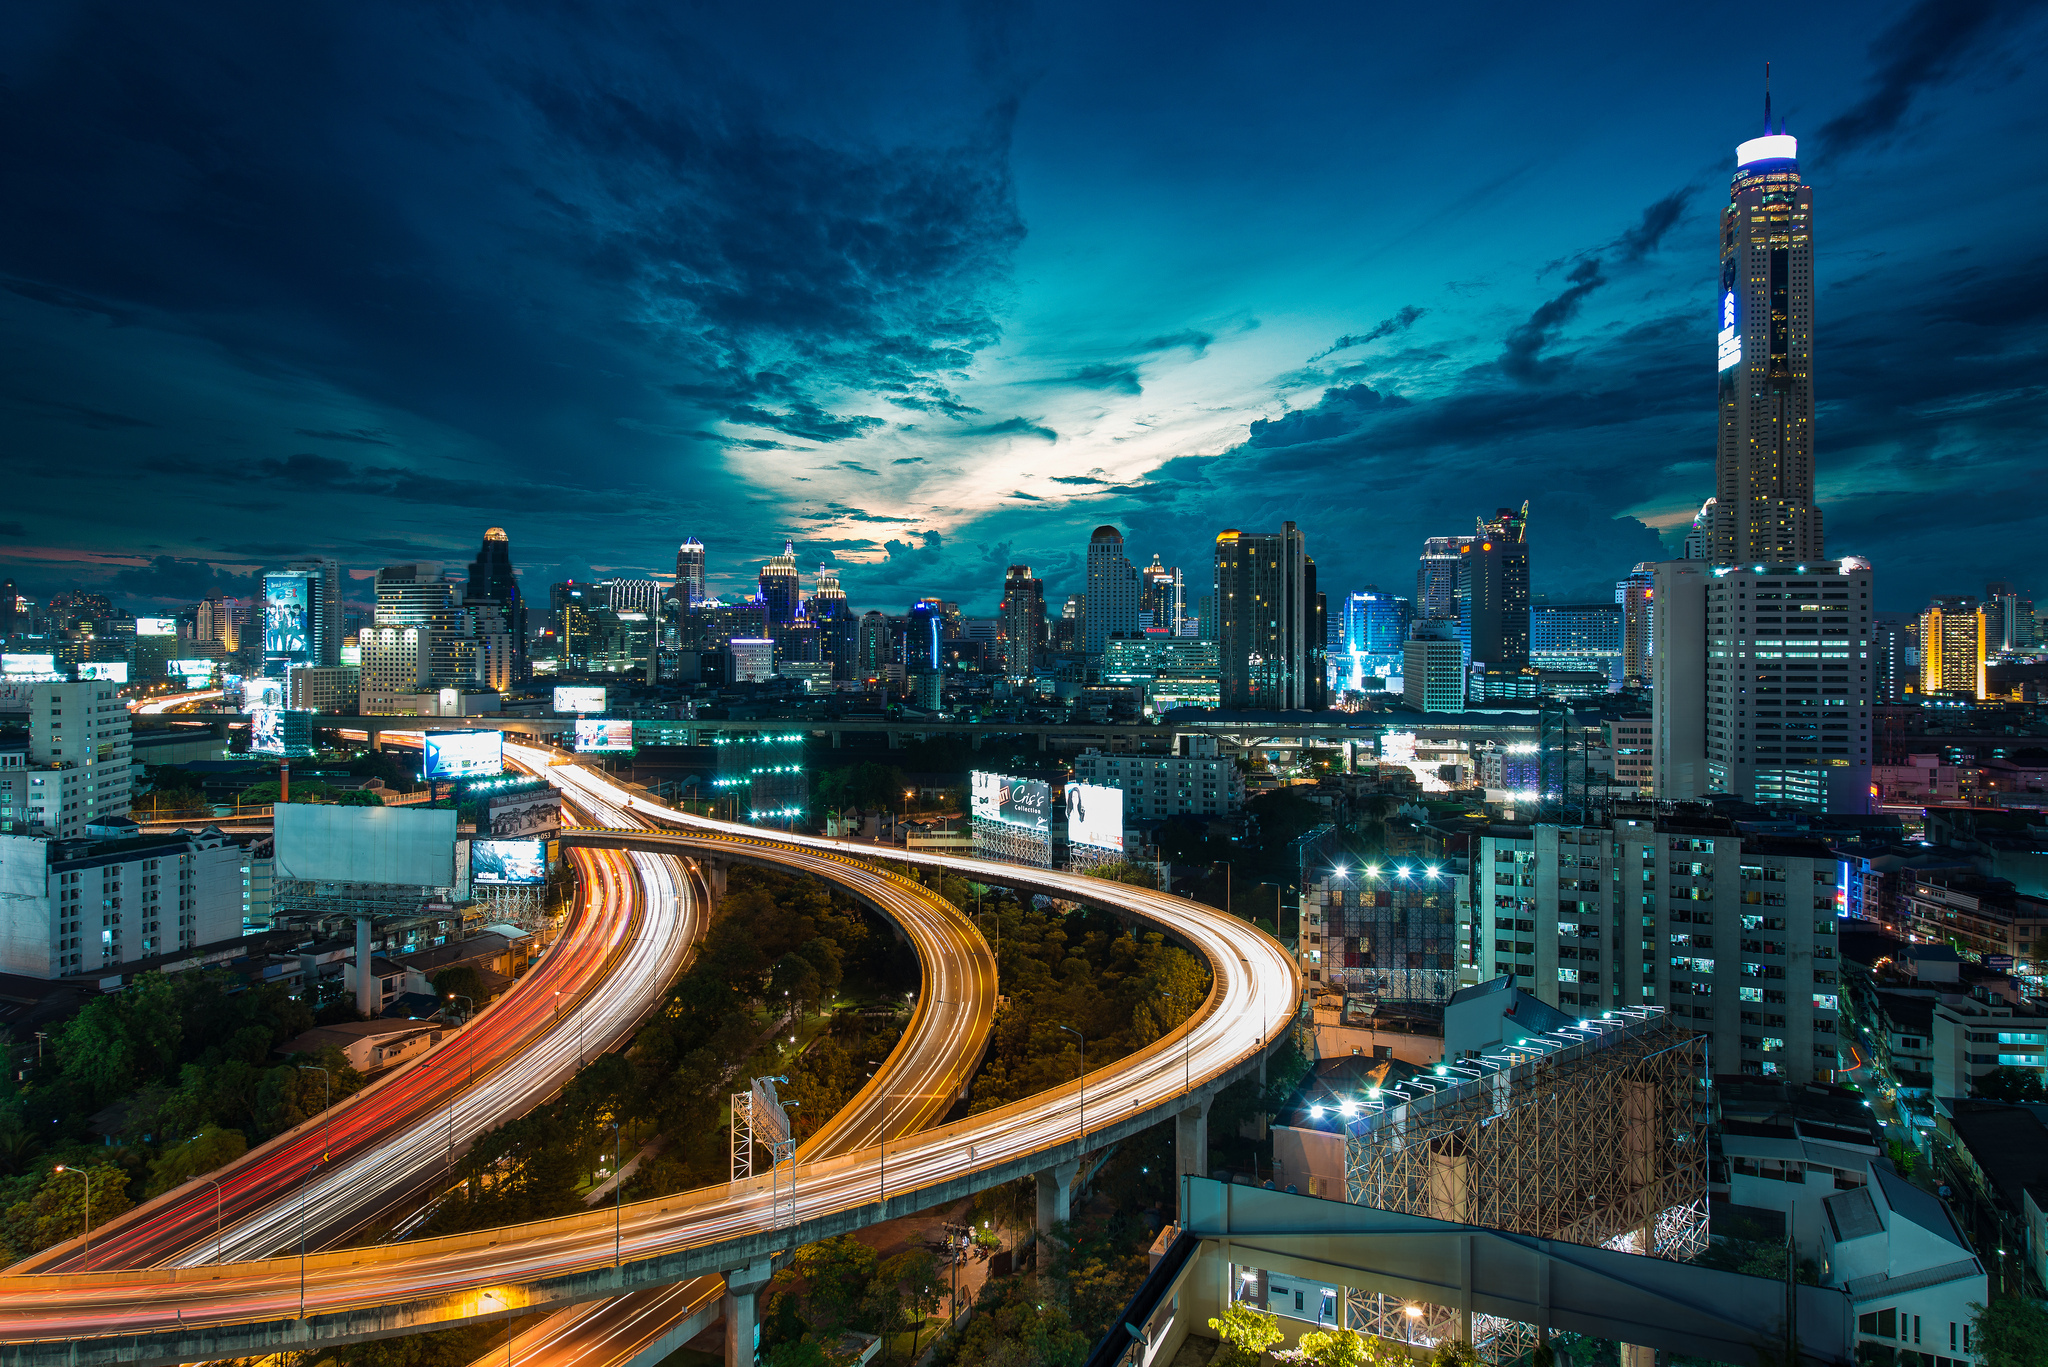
[20,762,702,1273]
[0,753,1297,1367]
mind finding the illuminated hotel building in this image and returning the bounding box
[1919,597,1986,700]
[1707,118,1820,565]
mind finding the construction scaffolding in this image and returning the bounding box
[1343,1008,1707,1361]
[1346,1007,1706,1252]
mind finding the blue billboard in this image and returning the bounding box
[264,573,312,665]
[424,730,505,781]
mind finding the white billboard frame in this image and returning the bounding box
[1064,780,1125,853]
[274,804,458,887]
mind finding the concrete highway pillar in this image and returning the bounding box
[354,915,376,1017]
[1618,1345,1655,1367]
[722,1259,775,1366]
[1035,1158,1080,1236]
[1176,1101,1210,1183]
[706,861,728,902]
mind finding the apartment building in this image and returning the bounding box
[1296,858,1472,1002]
[1473,804,1843,1083]
[1070,734,1245,820]
[0,826,246,978]
[23,681,132,838]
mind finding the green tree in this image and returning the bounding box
[1297,1328,1405,1367]
[336,789,385,806]
[1970,1296,2048,1367]
[1428,1339,1484,1367]
[0,1162,134,1261]
[145,1124,248,1197]
[1210,1304,1284,1366]
[1975,1067,2048,1103]
[432,967,487,1011]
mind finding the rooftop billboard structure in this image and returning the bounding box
[275,804,458,888]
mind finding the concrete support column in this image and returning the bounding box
[722,1260,775,1367]
[1176,1100,1210,1182]
[354,915,376,1017]
[706,861,728,901]
[1618,1345,1655,1367]
[1035,1158,1080,1235]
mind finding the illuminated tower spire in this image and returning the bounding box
[1707,89,1820,565]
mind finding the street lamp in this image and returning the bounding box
[447,992,475,1024]
[1057,1025,1085,1144]
[298,1157,325,1319]
[611,1118,624,1271]
[205,1172,227,1265]
[51,1165,90,1270]
[297,1064,332,1160]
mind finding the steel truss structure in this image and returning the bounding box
[1343,1008,1708,1361]
[1347,1007,1707,1253]
[730,1076,798,1228]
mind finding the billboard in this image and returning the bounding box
[264,573,311,662]
[136,617,178,637]
[243,676,286,709]
[424,730,505,781]
[77,662,130,683]
[168,659,216,680]
[1064,781,1125,852]
[553,685,607,714]
[2,654,57,676]
[1716,289,1742,373]
[970,771,1050,833]
[487,789,563,837]
[275,804,458,886]
[470,838,547,886]
[249,705,286,754]
[573,718,634,752]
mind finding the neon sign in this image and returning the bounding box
[1716,290,1741,372]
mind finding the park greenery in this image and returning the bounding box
[0,971,361,1263]
[416,865,916,1237]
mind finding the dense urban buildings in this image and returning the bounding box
[1082,526,1142,656]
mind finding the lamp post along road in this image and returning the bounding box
[51,1166,89,1271]
[1058,1024,1085,1144]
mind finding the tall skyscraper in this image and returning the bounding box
[1214,521,1327,711]
[997,565,1046,681]
[1140,554,1183,634]
[759,541,801,628]
[0,577,14,637]
[282,557,343,666]
[1920,597,1985,700]
[675,538,706,606]
[1708,110,1820,565]
[1082,527,1141,655]
[810,565,854,680]
[1415,536,1467,621]
[464,527,527,680]
[261,569,321,675]
[1456,504,1530,671]
[1618,564,1656,689]
[1341,588,1410,688]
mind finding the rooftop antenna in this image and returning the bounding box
[1764,60,1772,133]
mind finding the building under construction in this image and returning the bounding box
[1343,1007,1707,1358]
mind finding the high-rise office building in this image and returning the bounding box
[997,565,1045,680]
[1083,528,1141,655]
[1214,522,1327,711]
[759,541,801,628]
[1618,564,1656,689]
[1140,554,1184,634]
[1403,622,1465,712]
[1340,588,1410,689]
[1707,114,1820,565]
[464,528,526,680]
[607,579,661,616]
[675,538,706,606]
[1871,613,1916,704]
[283,557,344,667]
[1530,603,1623,686]
[1415,536,1468,622]
[809,565,855,681]
[855,611,891,679]
[1455,505,1530,672]
[906,600,944,674]
[1653,558,1873,811]
[1919,597,1986,700]
[1989,589,2037,655]
[0,578,14,637]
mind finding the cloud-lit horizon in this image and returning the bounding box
[4,0,2046,617]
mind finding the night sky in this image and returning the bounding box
[4,0,2045,617]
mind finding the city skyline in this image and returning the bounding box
[4,1,2046,617]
